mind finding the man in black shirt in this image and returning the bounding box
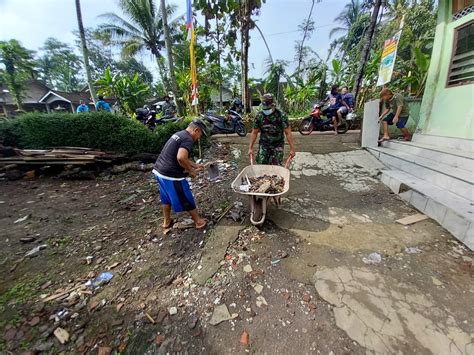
[153,119,208,229]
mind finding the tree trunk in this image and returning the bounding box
[296,0,316,73]
[75,0,97,104]
[240,0,251,113]
[216,16,223,112]
[159,0,182,115]
[352,0,382,101]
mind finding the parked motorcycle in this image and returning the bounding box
[136,106,181,130]
[202,109,247,137]
[298,103,354,135]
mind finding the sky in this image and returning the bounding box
[0,0,348,79]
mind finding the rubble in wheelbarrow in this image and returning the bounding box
[241,175,285,194]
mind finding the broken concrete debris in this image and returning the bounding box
[362,252,382,265]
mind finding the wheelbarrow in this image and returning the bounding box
[231,163,291,226]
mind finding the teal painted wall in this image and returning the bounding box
[416,0,474,140]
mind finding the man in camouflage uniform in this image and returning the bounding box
[248,93,296,166]
[162,94,177,117]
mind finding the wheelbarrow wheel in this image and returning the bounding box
[250,196,267,226]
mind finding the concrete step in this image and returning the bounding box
[413,134,474,154]
[382,140,473,172]
[368,147,473,201]
[380,169,473,250]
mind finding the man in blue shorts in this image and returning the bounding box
[323,85,343,135]
[152,119,208,229]
[378,88,411,142]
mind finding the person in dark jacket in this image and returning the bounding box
[152,119,208,229]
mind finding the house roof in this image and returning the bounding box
[0,79,50,105]
[39,90,92,104]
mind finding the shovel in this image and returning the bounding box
[207,162,220,180]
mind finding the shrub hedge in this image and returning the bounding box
[0,112,194,155]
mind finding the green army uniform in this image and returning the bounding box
[162,101,177,116]
[253,108,289,165]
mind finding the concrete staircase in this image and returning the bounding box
[367,137,473,250]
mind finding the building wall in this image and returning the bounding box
[416,0,474,140]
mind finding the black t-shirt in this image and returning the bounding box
[154,130,194,178]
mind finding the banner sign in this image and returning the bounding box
[376,30,402,87]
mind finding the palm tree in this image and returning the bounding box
[352,0,383,100]
[0,39,36,111]
[75,0,97,104]
[98,0,177,91]
[330,0,365,39]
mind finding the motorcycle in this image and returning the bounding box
[136,106,181,130]
[298,103,354,135]
[202,109,247,137]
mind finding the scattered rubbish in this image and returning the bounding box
[207,163,220,180]
[175,218,194,230]
[53,327,70,344]
[405,247,422,254]
[240,330,250,345]
[43,284,84,302]
[271,259,281,266]
[256,296,268,307]
[98,346,112,355]
[209,304,237,325]
[85,272,113,289]
[302,294,311,303]
[244,175,285,194]
[86,256,94,265]
[243,265,253,273]
[54,309,69,321]
[431,276,443,286]
[131,287,140,294]
[25,244,48,258]
[362,252,382,265]
[116,303,124,312]
[169,307,178,316]
[20,236,36,243]
[276,251,289,259]
[239,184,250,192]
[14,215,30,224]
[146,313,156,324]
[396,213,428,226]
[253,284,264,294]
[155,335,164,346]
[188,315,199,329]
[107,262,120,270]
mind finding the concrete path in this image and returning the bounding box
[216,132,474,354]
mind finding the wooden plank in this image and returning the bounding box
[396,213,429,226]
[43,284,84,302]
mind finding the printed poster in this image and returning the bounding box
[376,30,402,87]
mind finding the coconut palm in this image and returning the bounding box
[330,0,365,39]
[98,0,178,89]
[75,0,97,103]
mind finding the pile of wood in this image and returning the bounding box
[0,147,124,166]
[249,174,285,194]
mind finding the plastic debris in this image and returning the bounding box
[53,327,70,344]
[362,252,382,265]
[14,215,30,224]
[25,244,48,258]
[405,247,422,254]
[85,272,113,289]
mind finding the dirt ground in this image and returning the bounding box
[1,133,473,354]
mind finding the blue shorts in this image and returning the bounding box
[384,113,408,129]
[154,174,196,212]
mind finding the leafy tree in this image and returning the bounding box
[98,0,179,91]
[295,0,316,73]
[37,38,84,92]
[75,0,97,103]
[96,67,151,115]
[0,39,36,111]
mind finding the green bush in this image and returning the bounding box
[0,112,194,155]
